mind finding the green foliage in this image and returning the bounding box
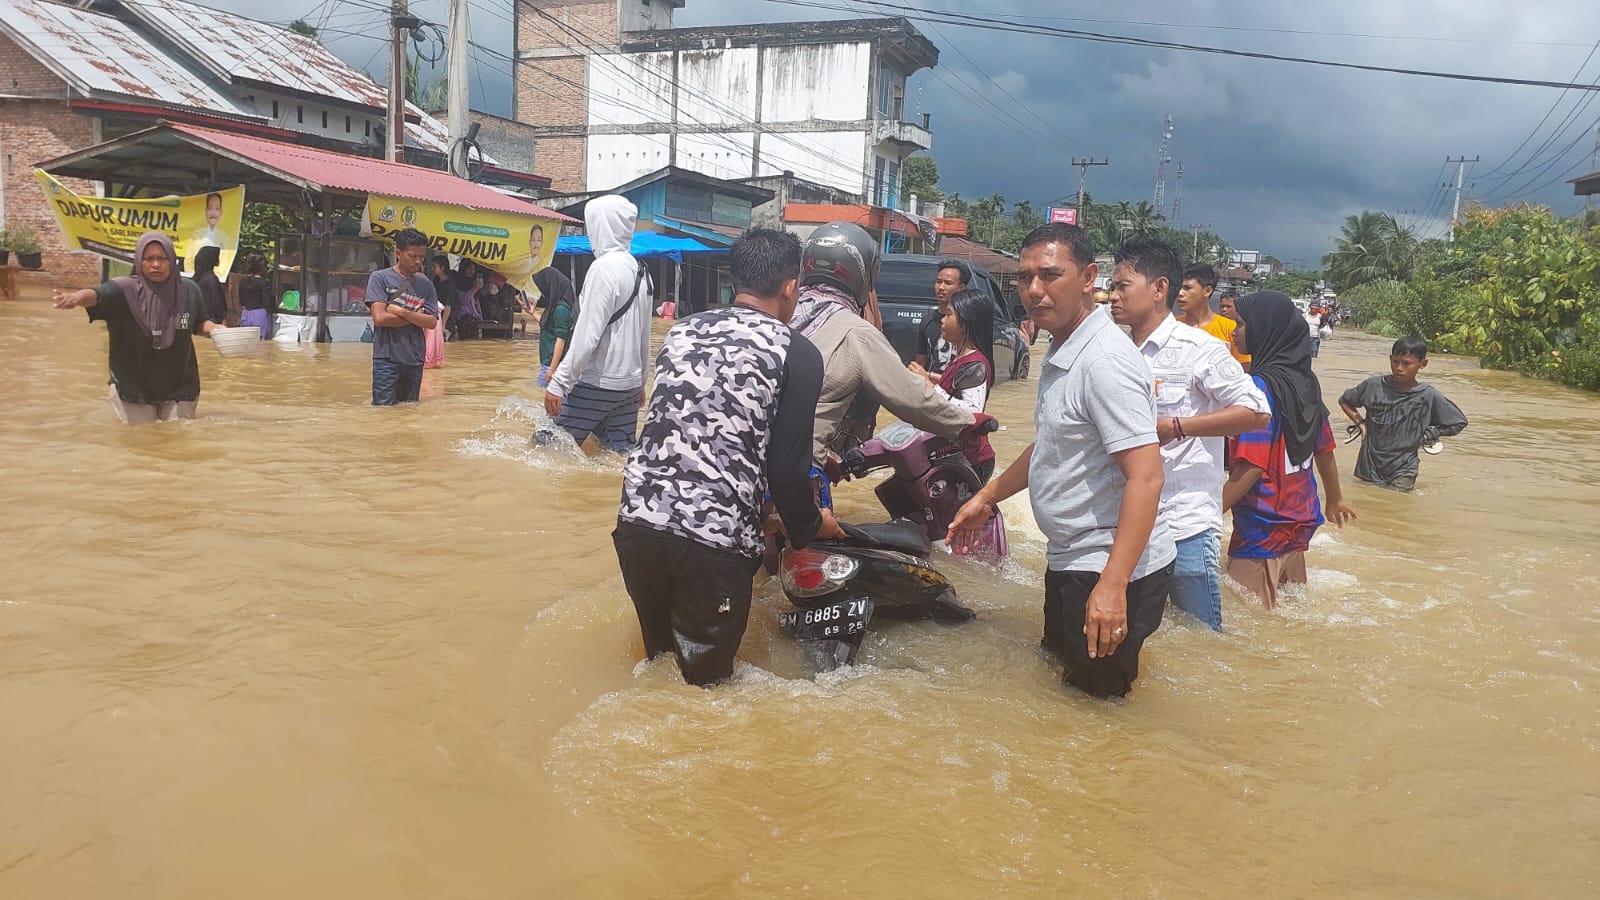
[8,225,41,254]
[1261,271,1319,297]
[288,19,318,37]
[0,227,10,250]
[901,156,942,205]
[239,202,305,265]
[1323,211,1420,291]
[1445,211,1600,372]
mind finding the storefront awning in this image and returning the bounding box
[37,121,575,221]
[554,232,721,263]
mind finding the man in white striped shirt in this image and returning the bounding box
[1110,238,1270,631]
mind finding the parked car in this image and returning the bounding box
[874,255,1031,381]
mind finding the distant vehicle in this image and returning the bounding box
[874,255,1032,381]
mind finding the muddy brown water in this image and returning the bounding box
[1,295,1596,898]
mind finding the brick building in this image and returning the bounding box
[0,0,498,284]
[513,1,937,199]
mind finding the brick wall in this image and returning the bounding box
[0,34,100,286]
[515,0,621,191]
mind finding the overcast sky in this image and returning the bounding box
[238,0,1600,265]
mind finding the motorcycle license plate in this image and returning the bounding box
[779,598,873,641]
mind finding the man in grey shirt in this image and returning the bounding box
[950,223,1175,699]
[363,228,439,405]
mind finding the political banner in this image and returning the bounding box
[34,170,245,275]
[362,194,560,296]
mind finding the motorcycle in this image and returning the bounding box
[772,417,1006,669]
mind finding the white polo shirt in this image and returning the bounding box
[1137,315,1269,542]
[1031,306,1175,578]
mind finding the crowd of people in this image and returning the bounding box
[48,202,1469,697]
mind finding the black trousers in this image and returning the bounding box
[1044,563,1174,699]
[613,521,762,686]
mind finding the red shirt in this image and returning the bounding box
[1228,378,1335,558]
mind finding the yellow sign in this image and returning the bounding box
[363,194,559,296]
[34,170,245,275]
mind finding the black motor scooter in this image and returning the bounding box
[773,417,1005,669]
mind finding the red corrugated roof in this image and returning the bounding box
[168,122,574,222]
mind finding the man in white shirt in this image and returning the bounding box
[1109,238,1270,631]
[1305,305,1324,358]
[543,195,652,452]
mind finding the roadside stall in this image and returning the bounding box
[35,121,573,343]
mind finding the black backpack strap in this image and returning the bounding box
[607,263,649,327]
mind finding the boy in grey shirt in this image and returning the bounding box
[950,224,1174,699]
[363,228,439,405]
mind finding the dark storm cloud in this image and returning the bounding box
[206,0,1600,261]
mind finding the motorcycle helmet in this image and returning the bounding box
[801,222,881,306]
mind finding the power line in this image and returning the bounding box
[910,7,1594,49]
[758,0,1600,93]
[1478,39,1600,179]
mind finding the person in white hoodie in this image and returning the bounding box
[542,195,652,452]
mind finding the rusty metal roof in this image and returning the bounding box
[122,0,389,109]
[0,0,257,119]
[120,0,454,154]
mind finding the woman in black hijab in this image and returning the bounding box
[534,266,578,388]
[1222,291,1356,610]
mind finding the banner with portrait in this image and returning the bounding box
[361,194,560,296]
[33,170,245,275]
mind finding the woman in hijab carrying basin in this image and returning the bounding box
[52,232,226,424]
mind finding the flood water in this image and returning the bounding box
[1,295,1596,898]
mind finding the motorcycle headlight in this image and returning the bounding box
[780,548,861,598]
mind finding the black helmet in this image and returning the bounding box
[801,222,880,305]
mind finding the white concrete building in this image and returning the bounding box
[515,2,937,199]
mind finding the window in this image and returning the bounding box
[365,120,371,137]
[296,105,303,124]
[321,110,328,128]
[887,160,901,208]
[873,157,886,206]
[271,100,279,118]
[345,116,352,133]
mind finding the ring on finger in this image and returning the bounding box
[1112,627,1125,637]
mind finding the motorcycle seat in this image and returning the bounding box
[841,520,933,556]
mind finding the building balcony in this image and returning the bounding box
[871,116,932,153]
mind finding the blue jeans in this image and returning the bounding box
[372,358,422,406]
[1310,335,1322,358]
[1169,528,1224,631]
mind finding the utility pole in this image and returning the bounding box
[1445,155,1478,243]
[1588,125,1600,215]
[387,0,413,164]
[1189,223,1211,259]
[1072,157,1108,220]
[446,0,470,177]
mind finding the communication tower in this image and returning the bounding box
[1153,113,1173,211]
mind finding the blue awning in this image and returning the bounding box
[554,232,722,262]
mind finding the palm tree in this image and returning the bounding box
[976,193,1007,246]
[1323,212,1420,291]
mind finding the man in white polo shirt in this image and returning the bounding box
[1109,238,1269,631]
[949,223,1175,699]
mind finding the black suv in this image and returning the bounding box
[875,255,1031,381]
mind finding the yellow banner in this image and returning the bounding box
[363,194,559,296]
[34,170,245,275]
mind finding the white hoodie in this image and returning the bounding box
[547,195,652,397]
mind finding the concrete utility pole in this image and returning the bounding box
[387,0,411,163]
[1589,126,1600,215]
[446,0,470,177]
[1445,155,1478,243]
[1189,223,1211,259]
[1072,157,1109,221]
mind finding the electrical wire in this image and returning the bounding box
[1477,40,1600,179]
[758,0,1600,93]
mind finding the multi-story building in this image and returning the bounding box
[514,0,937,200]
